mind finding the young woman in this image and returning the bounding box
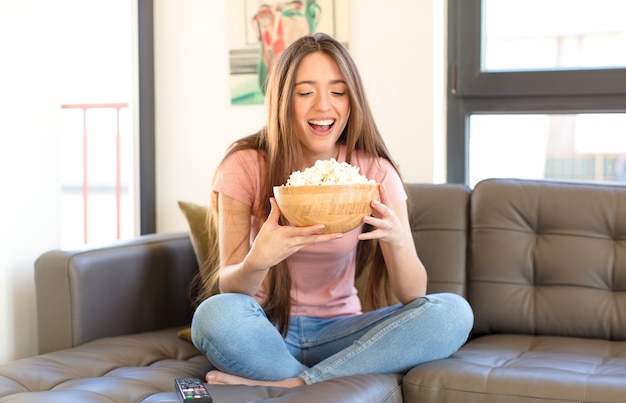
[191,32,473,387]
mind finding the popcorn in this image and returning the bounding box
[285,158,374,186]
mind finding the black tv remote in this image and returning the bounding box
[174,377,212,402]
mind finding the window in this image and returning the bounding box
[54,1,135,247]
[483,0,626,71]
[447,0,626,186]
[56,0,155,247]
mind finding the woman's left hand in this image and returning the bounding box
[357,184,405,245]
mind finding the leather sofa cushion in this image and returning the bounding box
[469,179,626,339]
[403,334,626,402]
[0,327,404,403]
[0,327,210,402]
[205,373,403,403]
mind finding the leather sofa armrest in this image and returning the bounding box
[35,232,198,354]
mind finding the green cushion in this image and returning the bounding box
[177,200,209,266]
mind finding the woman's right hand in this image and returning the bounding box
[244,197,342,272]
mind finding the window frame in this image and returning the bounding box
[447,0,626,184]
[138,0,156,234]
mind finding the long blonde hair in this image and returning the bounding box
[194,33,402,335]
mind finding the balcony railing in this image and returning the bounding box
[60,102,131,246]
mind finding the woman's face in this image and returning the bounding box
[292,51,350,166]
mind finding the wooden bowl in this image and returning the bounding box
[273,184,380,233]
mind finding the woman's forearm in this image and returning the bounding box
[380,238,428,303]
[218,255,270,296]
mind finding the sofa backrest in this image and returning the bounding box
[469,178,626,340]
[406,183,471,297]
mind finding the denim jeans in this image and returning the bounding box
[191,292,473,384]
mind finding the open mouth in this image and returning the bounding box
[308,119,335,133]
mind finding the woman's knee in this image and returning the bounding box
[195,293,257,316]
[428,292,474,343]
[192,293,262,339]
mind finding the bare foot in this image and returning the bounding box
[205,370,305,388]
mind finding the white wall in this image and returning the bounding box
[154,0,447,233]
[0,1,62,363]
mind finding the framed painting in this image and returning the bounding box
[228,0,351,105]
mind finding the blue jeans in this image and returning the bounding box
[191,292,473,384]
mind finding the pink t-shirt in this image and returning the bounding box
[212,144,407,318]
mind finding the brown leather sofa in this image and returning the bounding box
[1,178,625,402]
